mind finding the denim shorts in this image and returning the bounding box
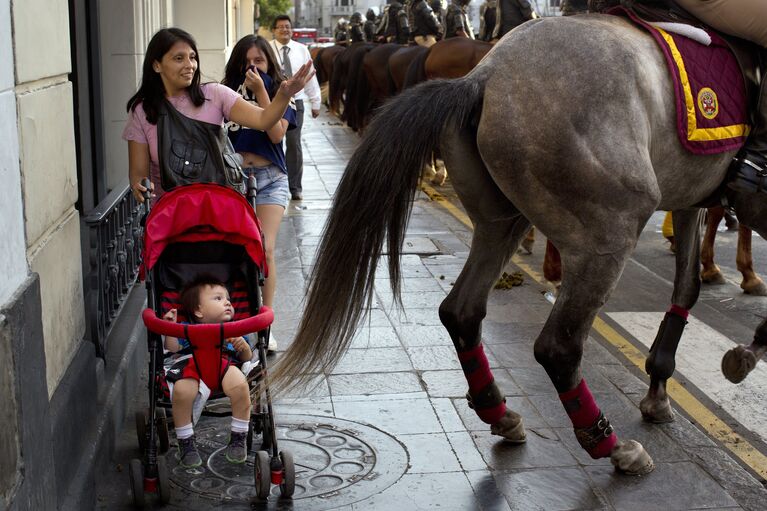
[243,164,290,208]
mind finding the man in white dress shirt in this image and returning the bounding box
[270,15,322,201]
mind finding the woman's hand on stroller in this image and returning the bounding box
[131,179,154,203]
[278,61,316,98]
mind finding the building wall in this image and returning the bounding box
[13,0,85,397]
[100,0,172,191]
[173,0,230,81]
[0,0,27,307]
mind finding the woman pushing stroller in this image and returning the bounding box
[124,27,314,475]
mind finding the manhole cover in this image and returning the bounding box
[167,414,408,508]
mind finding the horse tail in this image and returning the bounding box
[328,49,348,115]
[314,47,327,84]
[271,74,488,392]
[403,47,430,89]
[343,44,373,130]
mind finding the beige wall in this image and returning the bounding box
[0,0,27,307]
[173,0,229,81]
[100,0,172,191]
[13,0,84,396]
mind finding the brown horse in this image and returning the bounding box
[328,42,372,116]
[315,44,345,86]
[353,43,404,131]
[388,45,428,94]
[404,37,494,88]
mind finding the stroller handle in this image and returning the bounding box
[141,306,274,338]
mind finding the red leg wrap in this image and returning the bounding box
[559,379,617,459]
[458,344,507,424]
[668,304,689,320]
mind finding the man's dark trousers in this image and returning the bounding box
[286,99,305,197]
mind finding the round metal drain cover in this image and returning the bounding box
[168,414,408,508]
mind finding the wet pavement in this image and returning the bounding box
[96,111,767,510]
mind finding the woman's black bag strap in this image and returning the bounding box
[157,99,244,192]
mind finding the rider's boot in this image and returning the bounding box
[730,63,767,193]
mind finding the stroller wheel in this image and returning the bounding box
[156,408,170,454]
[135,411,148,454]
[254,450,271,500]
[157,455,171,504]
[128,458,146,507]
[279,450,295,498]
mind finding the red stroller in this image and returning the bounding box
[128,180,295,505]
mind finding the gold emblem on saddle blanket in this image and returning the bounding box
[697,87,719,120]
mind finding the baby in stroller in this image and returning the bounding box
[162,274,254,467]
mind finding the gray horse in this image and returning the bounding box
[272,14,767,474]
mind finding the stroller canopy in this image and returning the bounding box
[143,184,266,272]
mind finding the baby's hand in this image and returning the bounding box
[230,336,249,353]
[163,308,178,323]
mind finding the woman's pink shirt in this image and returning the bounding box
[122,82,240,198]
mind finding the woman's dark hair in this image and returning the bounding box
[126,28,205,124]
[221,35,285,98]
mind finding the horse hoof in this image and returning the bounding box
[721,345,757,384]
[611,440,655,475]
[701,271,727,285]
[742,279,767,296]
[639,394,675,423]
[520,237,534,255]
[431,172,447,186]
[490,410,527,444]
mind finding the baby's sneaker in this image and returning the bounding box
[226,431,248,464]
[177,435,202,468]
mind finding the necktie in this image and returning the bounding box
[281,46,292,77]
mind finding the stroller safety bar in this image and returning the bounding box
[141,307,274,340]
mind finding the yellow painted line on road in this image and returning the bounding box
[421,182,767,480]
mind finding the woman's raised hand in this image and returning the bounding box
[279,61,316,98]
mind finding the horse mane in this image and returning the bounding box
[403,46,431,89]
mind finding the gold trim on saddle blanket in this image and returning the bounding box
[655,27,750,143]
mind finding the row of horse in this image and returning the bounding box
[311,40,767,298]
[311,38,492,132]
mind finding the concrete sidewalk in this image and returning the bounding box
[97,112,767,510]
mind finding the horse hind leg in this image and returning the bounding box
[438,125,530,443]
[641,209,702,424]
[441,218,530,443]
[534,229,654,475]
